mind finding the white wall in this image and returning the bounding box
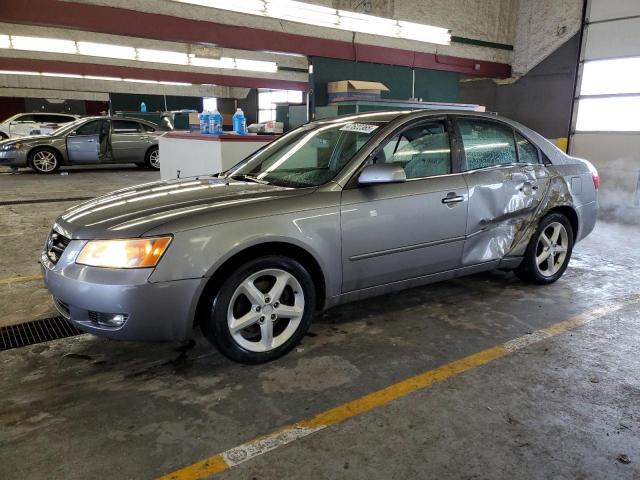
[511,0,582,76]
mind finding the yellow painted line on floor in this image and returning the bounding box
[0,274,43,285]
[159,293,640,480]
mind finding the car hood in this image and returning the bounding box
[55,177,315,239]
[0,135,51,145]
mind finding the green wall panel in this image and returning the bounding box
[309,56,459,107]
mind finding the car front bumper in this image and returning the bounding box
[41,239,203,341]
[0,149,28,167]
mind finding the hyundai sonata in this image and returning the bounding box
[42,110,598,363]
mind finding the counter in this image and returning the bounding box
[159,131,276,180]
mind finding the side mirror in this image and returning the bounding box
[358,163,406,185]
[68,130,77,136]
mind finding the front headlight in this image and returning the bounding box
[76,236,172,268]
[1,142,23,151]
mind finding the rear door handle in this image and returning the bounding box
[519,182,538,194]
[442,193,465,204]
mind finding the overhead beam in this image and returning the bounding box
[0,0,511,78]
[0,57,308,90]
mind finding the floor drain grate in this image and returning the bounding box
[0,316,84,351]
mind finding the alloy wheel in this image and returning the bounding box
[32,151,58,173]
[149,149,160,169]
[227,268,305,353]
[535,221,569,277]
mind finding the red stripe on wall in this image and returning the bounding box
[0,0,511,78]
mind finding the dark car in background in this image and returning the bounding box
[0,116,165,173]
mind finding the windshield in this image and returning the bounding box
[225,119,387,187]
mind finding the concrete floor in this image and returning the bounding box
[0,165,159,326]
[1,166,639,479]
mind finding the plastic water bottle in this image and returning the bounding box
[199,110,210,134]
[232,108,246,135]
[209,109,223,134]
[140,101,147,113]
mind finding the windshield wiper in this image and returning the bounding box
[227,174,269,184]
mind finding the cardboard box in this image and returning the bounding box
[327,80,389,103]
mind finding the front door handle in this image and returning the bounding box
[442,192,465,204]
[87,139,95,142]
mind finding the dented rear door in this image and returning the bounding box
[454,117,550,266]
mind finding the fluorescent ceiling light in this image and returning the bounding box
[159,80,192,86]
[338,9,396,25]
[235,58,278,73]
[174,0,264,15]
[173,0,451,45]
[85,75,123,81]
[190,55,236,69]
[0,34,9,49]
[77,41,136,60]
[0,70,37,75]
[11,36,77,54]
[41,72,83,78]
[124,78,159,84]
[136,48,189,65]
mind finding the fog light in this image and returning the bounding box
[106,314,127,327]
[88,311,129,328]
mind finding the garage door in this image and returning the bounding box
[570,0,640,218]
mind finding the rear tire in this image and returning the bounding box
[201,255,315,364]
[515,213,574,284]
[145,146,160,170]
[30,148,60,174]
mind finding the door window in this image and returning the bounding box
[515,132,540,164]
[75,120,108,136]
[458,118,517,170]
[374,121,451,179]
[14,114,36,123]
[112,120,141,133]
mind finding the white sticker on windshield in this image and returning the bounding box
[340,123,379,134]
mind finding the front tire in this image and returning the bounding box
[201,255,316,364]
[516,213,574,284]
[30,148,60,174]
[145,146,160,170]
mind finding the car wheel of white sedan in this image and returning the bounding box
[30,148,60,174]
[516,213,574,284]
[202,255,316,364]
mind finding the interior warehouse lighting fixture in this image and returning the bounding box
[173,0,451,45]
[0,34,279,73]
[0,70,197,86]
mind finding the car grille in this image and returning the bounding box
[46,230,71,265]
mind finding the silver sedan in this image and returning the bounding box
[0,116,163,173]
[42,110,599,363]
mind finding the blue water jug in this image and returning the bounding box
[209,110,223,134]
[232,108,246,135]
[199,111,210,134]
[140,101,147,113]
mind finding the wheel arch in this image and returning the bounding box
[145,144,158,158]
[546,205,579,239]
[193,241,327,328]
[27,145,64,167]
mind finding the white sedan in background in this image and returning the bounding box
[0,112,80,139]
